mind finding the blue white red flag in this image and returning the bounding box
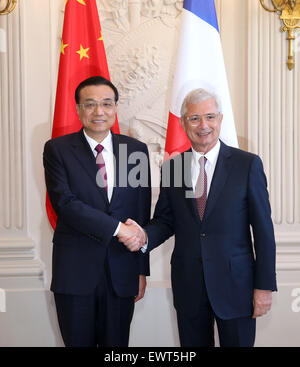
[165,0,238,157]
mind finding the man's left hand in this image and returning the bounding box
[135,275,147,303]
[252,289,272,318]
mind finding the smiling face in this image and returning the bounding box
[76,84,117,142]
[182,97,223,154]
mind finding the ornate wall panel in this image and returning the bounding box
[0,6,25,233]
[247,0,300,270]
[0,3,43,285]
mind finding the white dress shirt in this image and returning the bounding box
[142,140,221,253]
[191,140,221,196]
[83,130,115,201]
[83,130,120,235]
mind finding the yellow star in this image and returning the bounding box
[76,0,86,5]
[61,40,68,55]
[76,44,90,60]
[98,31,103,41]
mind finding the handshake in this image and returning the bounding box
[117,219,147,252]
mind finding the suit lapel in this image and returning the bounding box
[71,129,109,204]
[203,141,232,222]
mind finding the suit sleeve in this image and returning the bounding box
[144,166,175,253]
[43,139,119,246]
[248,155,277,291]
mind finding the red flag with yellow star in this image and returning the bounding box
[46,0,119,229]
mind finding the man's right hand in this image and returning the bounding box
[117,219,146,252]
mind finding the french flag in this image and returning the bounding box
[165,0,238,157]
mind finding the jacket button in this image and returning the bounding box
[200,233,206,237]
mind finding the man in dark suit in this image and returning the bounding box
[43,76,151,347]
[121,88,277,347]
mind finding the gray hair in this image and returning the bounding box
[180,88,222,117]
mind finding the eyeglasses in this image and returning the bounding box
[185,113,220,125]
[78,99,116,113]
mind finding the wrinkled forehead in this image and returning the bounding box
[185,98,219,114]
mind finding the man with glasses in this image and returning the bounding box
[121,88,277,347]
[43,76,151,347]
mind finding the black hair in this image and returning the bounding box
[75,76,119,104]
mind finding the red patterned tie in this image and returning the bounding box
[95,144,107,192]
[195,156,207,220]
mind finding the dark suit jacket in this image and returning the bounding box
[43,129,151,297]
[145,141,277,320]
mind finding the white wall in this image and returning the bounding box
[0,0,299,347]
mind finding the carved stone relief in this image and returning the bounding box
[98,0,183,180]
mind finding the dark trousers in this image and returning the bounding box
[176,265,256,347]
[54,272,135,347]
[177,308,256,347]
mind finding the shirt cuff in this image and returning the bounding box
[140,238,148,253]
[113,222,121,236]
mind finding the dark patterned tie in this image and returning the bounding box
[195,156,207,220]
[95,144,107,192]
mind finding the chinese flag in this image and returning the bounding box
[46,0,119,229]
[164,0,238,160]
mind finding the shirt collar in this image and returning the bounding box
[191,140,220,166]
[83,130,113,153]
